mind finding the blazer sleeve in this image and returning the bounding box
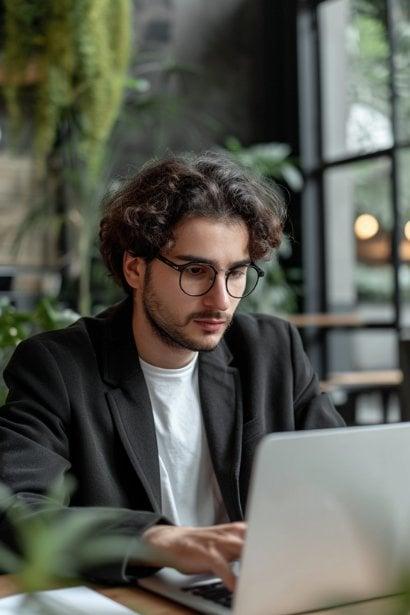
[287,323,345,429]
[0,337,167,584]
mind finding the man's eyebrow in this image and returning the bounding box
[173,254,251,268]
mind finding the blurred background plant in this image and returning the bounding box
[0,297,79,404]
[0,478,155,613]
[0,1,302,319]
[0,0,132,315]
[222,137,303,191]
[221,137,303,314]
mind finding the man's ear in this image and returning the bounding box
[123,252,146,290]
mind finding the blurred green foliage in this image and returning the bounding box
[0,478,155,610]
[2,0,131,176]
[1,1,133,316]
[223,137,303,192]
[222,137,302,315]
[0,298,79,404]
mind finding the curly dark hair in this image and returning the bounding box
[99,152,286,292]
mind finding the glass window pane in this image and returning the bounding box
[399,148,410,326]
[319,0,392,160]
[324,157,394,315]
[395,1,410,143]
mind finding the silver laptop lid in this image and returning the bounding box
[234,423,410,615]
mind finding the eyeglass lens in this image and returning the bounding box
[180,264,259,298]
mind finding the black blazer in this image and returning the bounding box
[0,298,344,582]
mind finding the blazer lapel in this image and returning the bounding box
[98,299,244,520]
[199,346,243,521]
[106,378,161,514]
[101,299,161,513]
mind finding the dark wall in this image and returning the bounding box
[116,0,299,165]
[257,0,299,151]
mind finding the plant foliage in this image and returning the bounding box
[0,298,79,404]
[3,0,131,177]
[221,137,302,314]
[1,1,132,315]
[223,137,303,192]
[0,478,155,608]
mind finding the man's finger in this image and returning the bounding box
[207,546,237,592]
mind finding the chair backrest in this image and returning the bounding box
[399,336,410,421]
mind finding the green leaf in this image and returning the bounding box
[46,475,77,506]
[247,142,291,161]
[0,543,23,572]
[124,76,151,93]
[224,136,242,153]
[221,139,302,189]
[34,299,80,331]
[280,162,304,191]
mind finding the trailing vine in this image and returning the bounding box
[1,1,132,315]
[2,0,131,176]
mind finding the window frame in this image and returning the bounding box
[296,0,410,375]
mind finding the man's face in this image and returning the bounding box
[140,217,250,352]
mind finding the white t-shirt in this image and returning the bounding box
[139,354,228,527]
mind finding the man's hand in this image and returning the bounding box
[142,522,246,591]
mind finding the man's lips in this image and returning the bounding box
[193,319,227,332]
[194,319,226,324]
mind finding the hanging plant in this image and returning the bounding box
[2,0,131,176]
[1,1,132,315]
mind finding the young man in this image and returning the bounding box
[0,154,344,587]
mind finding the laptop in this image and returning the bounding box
[139,423,410,614]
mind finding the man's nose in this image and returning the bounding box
[202,273,230,311]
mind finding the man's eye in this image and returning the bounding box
[229,268,247,279]
[185,265,208,277]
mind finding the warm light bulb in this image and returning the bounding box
[405,221,410,241]
[354,214,379,240]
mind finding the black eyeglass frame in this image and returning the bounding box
[155,254,265,298]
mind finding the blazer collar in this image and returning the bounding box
[100,297,141,386]
[198,349,243,520]
[100,298,243,520]
[99,299,161,511]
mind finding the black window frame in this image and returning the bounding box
[296,0,410,376]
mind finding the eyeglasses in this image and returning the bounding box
[155,254,264,298]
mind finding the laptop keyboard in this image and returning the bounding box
[183,581,233,608]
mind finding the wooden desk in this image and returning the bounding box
[286,313,365,329]
[321,369,403,390]
[0,575,406,614]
